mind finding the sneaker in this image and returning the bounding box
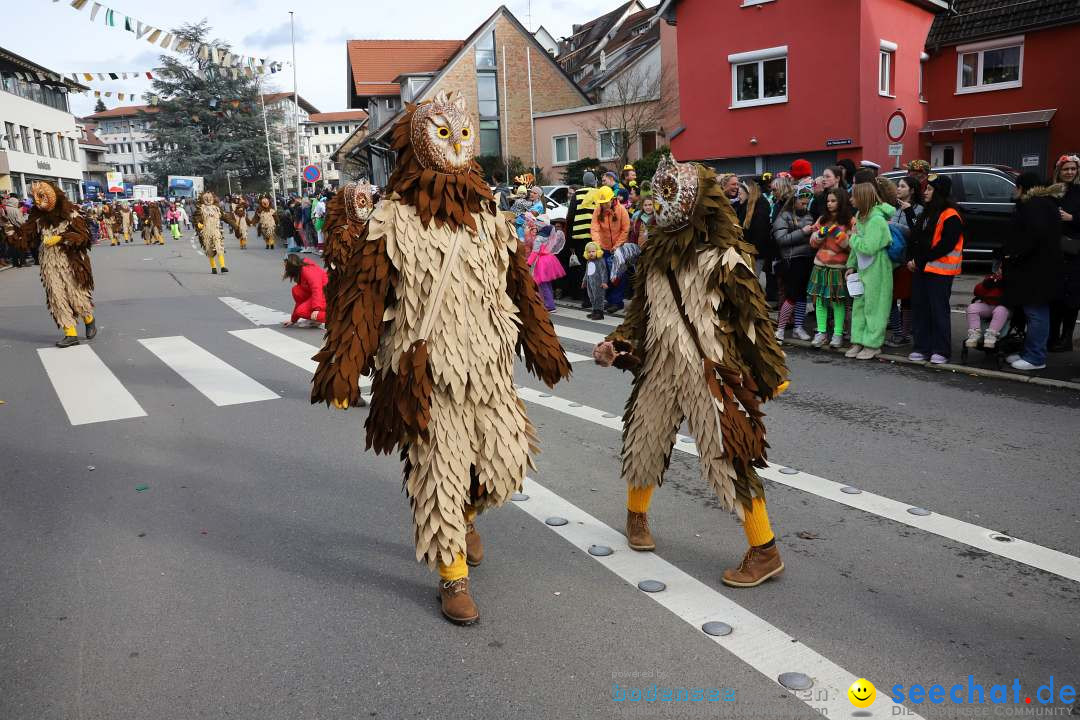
[982,329,999,349]
[844,344,863,358]
[774,327,786,343]
[908,352,927,362]
[964,328,982,348]
[829,334,844,349]
[1010,358,1046,371]
[1005,353,1021,364]
[811,332,828,348]
[855,347,881,360]
[793,327,812,341]
[929,354,949,365]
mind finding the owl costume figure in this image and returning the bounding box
[594,154,791,588]
[254,195,277,249]
[230,196,250,248]
[142,203,164,245]
[194,191,228,274]
[13,181,97,348]
[118,202,133,243]
[313,91,571,625]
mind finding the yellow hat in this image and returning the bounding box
[595,186,615,205]
[623,164,635,171]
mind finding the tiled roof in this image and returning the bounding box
[598,6,656,57]
[927,0,1080,48]
[346,40,463,97]
[85,104,157,119]
[558,0,643,74]
[80,127,107,147]
[308,110,368,124]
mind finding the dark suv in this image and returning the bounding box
[882,165,1019,263]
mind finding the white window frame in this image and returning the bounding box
[740,0,775,6]
[728,45,788,109]
[597,129,624,162]
[551,133,578,165]
[955,35,1023,94]
[879,40,897,97]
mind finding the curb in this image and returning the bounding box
[552,299,1080,393]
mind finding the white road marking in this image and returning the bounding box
[138,336,279,407]
[229,328,372,389]
[552,323,607,346]
[564,350,591,363]
[219,297,290,326]
[515,477,925,720]
[552,306,623,327]
[37,345,147,426]
[516,386,1080,584]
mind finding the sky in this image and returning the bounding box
[5,0,638,117]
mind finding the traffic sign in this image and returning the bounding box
[888,143,904,157]
[887,111,907,142]
[302,165,321,183]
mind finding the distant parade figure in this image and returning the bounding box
[142,202,165,245]
[100,203,115,245]
[194,191,228,274]
[119,202,133,243]
[13,181,97,347]
[254,195,277,249]
[231,196,250,249]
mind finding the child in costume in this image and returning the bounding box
[167,204,182,240]
[231,197,250,248]
[593,154,790,588]
[194,191,228,274]
[582,240,608,320]
[528,224,566,312]
[965,268,1008,348]
[100,203,115,245]
[254,195,278,249]
[14,181,97,347]
[845,183,894,360]
[312,91,570,625]
[807,187,853,348]
[142,202,164,245]
[119,202,133,243]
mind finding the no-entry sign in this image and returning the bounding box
[302,165,321,183]
[887,111,907,142]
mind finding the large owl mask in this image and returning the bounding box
[200,191,215,205]
[650,154,700,229]
[31,181,57,212]
[259,196,271,210]
[410,91,475,175]
[344,180,373,223]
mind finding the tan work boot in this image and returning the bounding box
[626,510,656,551]
[465,522,484,567]
[439,577,479,625]
[722,544,784,587]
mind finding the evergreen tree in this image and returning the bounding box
[94,98,107,113]
[144,21,286,195]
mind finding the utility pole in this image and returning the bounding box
[290,11,301,197]
[257,79,277,207]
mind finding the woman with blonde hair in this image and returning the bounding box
[845,182,895,359]
[1050,154,1080,351]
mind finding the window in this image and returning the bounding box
[59,135,67,160]
[965,172,1015,204]
[598,129,625,161]
[70,138,77,159]
[479,119,500,157]
[34,129,44,155]
[553,134,578,165]
[729,46,787,108]
[20,125,30,153]
[957,36,1023,93]
[879,41,896,96]
[477,74,498,118]
[4,122,15,151]
[475,30,496,70]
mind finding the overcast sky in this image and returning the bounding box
[6,0,636,117]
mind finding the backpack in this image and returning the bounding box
[886,223,907,265]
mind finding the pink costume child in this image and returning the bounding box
[527,224,566,312]
[965,269,1009,348]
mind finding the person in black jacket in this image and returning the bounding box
[736,180,774,291]
[1001,172,1064,371]
[1049,154,1080,352]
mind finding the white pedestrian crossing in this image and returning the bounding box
[219,296,290,326]
[228,327,373,390]
[36,345,147,426]
[139,336,279,407]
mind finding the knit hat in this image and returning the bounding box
[582,170,597,188]
[907,159,930,173]
[603,171,619,184]
[790,159,813,180]
[927,173,952,198]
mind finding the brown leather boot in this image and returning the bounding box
[626,510,656,551]
[465,522,484,567]
[439,577,479,625]
[722,544,784,587]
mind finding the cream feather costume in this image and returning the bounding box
[313,92,570,624]
[254,195,277,249]
[598,154,790,588]
[14,181,97,347]
[119,202,133,242]
[194,191,228,274]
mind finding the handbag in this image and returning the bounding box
[846,272,864,297]
[887,223,907,265]
[568,252,581,268]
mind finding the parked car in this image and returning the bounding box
[882,164,1019,263]
[541,185,571,206]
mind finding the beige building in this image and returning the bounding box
[302,110,368,189]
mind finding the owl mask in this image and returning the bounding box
[650,154,700,230]
[31,181,57,212]
[410,91,475,175]
[259,197,271,210]
[344,180,373,223]
[200,191,215,205]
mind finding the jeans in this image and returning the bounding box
[911,271,954,358]
[1021,304,1050,366]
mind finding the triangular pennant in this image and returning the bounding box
[125,16,133,31]
[104,91,112,97]
[198,44,209,61]
[147,29,161,43]
[89,2,101,21]
[108,72,119,80]
[136,21,152,40]
[97,73,106,81]
[160,33,172,48]
[83,72,94,81]
[176,38,190,52]
[105,8,115,26]
[146,71,153,80]
[70,0,89,8]
[94,90,101,97]
[118,92,125,100]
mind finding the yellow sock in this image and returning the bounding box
[742,497,775,547]
[627,485,655,514]
[209,256,217,269]
[217,255,226,269]
[437,553,468,581]
[84,314,94,324]
[63,325,77,337]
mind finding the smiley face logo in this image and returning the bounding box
[848,678,876,708]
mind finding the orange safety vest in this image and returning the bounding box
[924,207,964,276]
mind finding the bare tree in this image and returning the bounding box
[577,60,677,170]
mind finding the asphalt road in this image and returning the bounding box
[1,226,1077,720]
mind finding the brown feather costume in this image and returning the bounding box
[313,92,571,568]
[606,156,788,518]
[141,203,164,244]
[15,181,94,329]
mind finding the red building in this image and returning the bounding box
[920,1,1080,178]
[664,0,947,175]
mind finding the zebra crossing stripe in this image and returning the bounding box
[228,328,372,389]
[37,345,147,426]
[139,336,279,406]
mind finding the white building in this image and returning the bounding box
[1,46,89,199]
[263,92,320,194]
[85,105,158,184]
[303,110,368,189]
